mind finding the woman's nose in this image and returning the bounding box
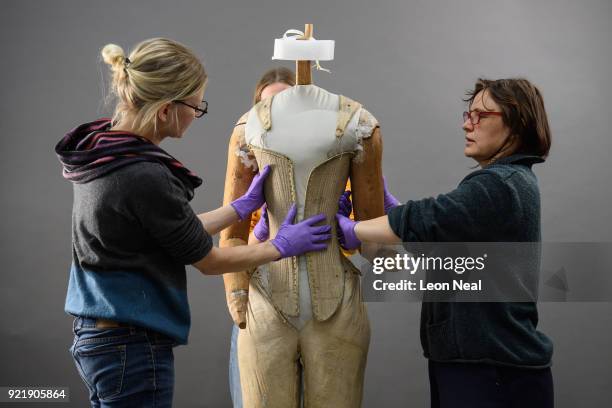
[462,119,474,132]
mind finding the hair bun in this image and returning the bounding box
[101,43,127,68]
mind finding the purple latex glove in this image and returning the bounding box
[231,165,271,220]
[338,190,352,217]
[253,204,269,241]
[383,176,400,214]
[335,213,361,250]
[270,204,332,259]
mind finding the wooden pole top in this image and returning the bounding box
[296,23,313,85]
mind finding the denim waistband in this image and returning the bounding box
[72,316,176,345]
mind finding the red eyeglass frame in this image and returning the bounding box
[463,110,503,125]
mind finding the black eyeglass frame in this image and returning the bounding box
[174,100,208,118]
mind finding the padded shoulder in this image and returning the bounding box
[356,107,379,139]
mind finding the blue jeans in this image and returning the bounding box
[70,317,177,407]
[229,324,243,408]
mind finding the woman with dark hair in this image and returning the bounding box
[336,78,554,408]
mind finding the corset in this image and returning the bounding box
[245,84,374,321]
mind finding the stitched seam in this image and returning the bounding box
[252,278,299,332]
[252,146,299,315]
[288,159,299,315]
[304,155,350,320]
[71,346,95,391]
[145,331,157,404]
[115,345,126,399]
[249,145,356,170]
[76,333,139,346]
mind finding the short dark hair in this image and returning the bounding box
[465,78,552,159]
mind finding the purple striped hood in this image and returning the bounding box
[55,118,202,197]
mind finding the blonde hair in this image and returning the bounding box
[101,38,207,135]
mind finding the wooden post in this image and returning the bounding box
[296,23,313,85]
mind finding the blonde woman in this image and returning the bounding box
[55,39,331,407]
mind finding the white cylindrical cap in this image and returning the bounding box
[272,38,335,61]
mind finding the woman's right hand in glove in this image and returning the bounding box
[270,204,331,259]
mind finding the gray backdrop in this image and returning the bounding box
[1,0,611,406]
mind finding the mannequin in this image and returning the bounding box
[220,25,385,407]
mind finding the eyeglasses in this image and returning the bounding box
[463,110,503,125]
[174,99,208,118]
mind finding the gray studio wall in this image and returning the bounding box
[1,0,611,406]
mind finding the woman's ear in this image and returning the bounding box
[157,102,173,123]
